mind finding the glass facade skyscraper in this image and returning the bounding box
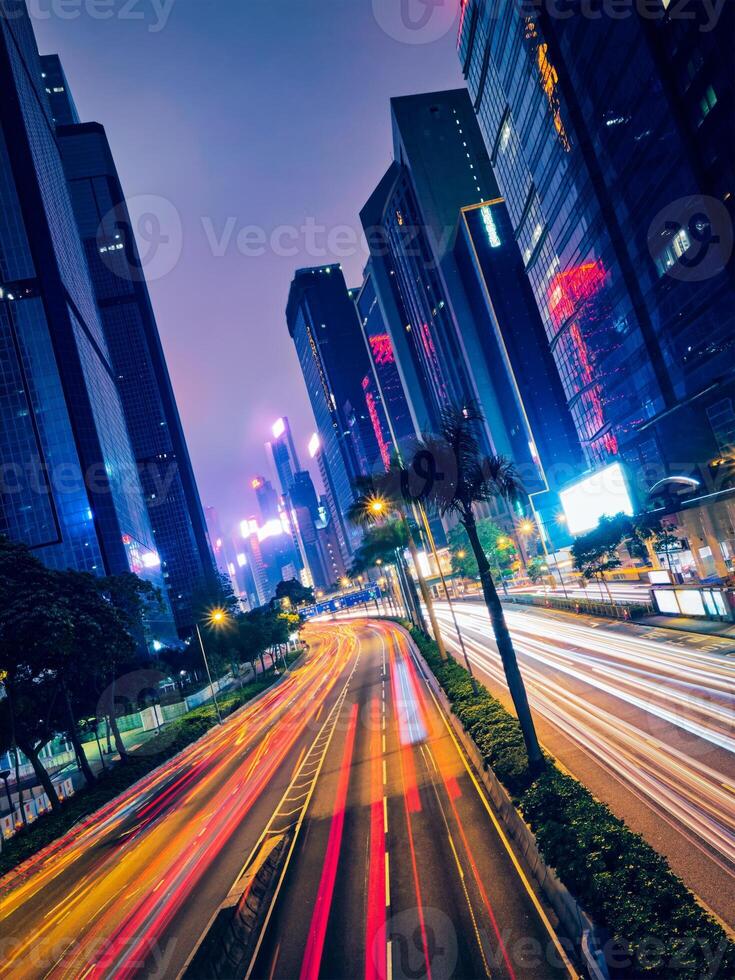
[361,89,580,496]
[355,267,416,469]
[267,416,301,497]
[0,4,173,637]
[458,1,735,486]
[48,83,218,635]
[287,265,380,558]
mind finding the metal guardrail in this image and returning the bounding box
[499,591,653,621]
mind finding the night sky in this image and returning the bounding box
[34,0,464,535]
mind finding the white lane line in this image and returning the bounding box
[385,851,391,907]
[383,795,388,834]
[383,759,387,786]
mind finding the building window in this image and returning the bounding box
[699,86,717,122]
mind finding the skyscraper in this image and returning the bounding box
[458,3,735,514]
[355,265,417,469]
[47,63,218,634]
[251,476,280,524]
[0,5,174,640]
[267,416,300,497]
[286,265,381,557]
[39,53,79,126]
[361,89,583,522]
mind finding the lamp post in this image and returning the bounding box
[417,503,478,691]
[520,512,570,599]
[195,607,228,726]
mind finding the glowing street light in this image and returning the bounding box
[195,607,229,725]
[519,519,535,536]
[367,496,388,518]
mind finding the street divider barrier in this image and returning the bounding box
[190,832,291,978]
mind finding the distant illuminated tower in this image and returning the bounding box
[308,432,351,564]
[251,477,280,523]
[268,417,301,496]
[286,264,381,557]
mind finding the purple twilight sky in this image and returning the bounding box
[34,0,465,537]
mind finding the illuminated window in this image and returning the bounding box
[499,118,511,153]
[480,206,502,248]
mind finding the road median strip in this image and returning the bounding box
[396,621,735,980]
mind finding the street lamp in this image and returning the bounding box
[520,514,570,599]
[195,607,228,725]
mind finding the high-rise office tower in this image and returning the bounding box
[458,3,735,563]
[286,265,381,557]
[361,90,582,524]
[355,265,417,469]
[39,53,79,126]
[46,57,218,634]
[251,476,281,524]
[267,416,301,497]
[0,6,174,641]
[286,470,331,590]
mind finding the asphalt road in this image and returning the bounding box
[0,622,574,980]
[430,600,735,931]
[246,620,575,980]
[0,631,358,978]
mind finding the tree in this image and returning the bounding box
[348,473,431,639]
[275,579,314,608]
[570,515,624,599]
[407,403,545,775]
[527,557,549,586]
[0,538,73,806]
[448,521,518,582]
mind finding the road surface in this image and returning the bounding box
[244,621,574,980]
[431,600,735,930]
[0,622,574,979]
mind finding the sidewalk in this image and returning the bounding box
[634,613,735,640]
[0,653,284,822]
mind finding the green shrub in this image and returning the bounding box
[407,626,735,979]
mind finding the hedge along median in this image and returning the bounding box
[407,625,735,980]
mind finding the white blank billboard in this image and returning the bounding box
[560,462,634,535]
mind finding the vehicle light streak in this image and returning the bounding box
[365,696,387,980]
[0,628,356,980]
[432,603,735,878]
[299,702,359,980]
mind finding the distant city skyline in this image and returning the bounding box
[32,1,465,536]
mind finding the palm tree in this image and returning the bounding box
[347,473,451,658]
[412,404,545,775]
